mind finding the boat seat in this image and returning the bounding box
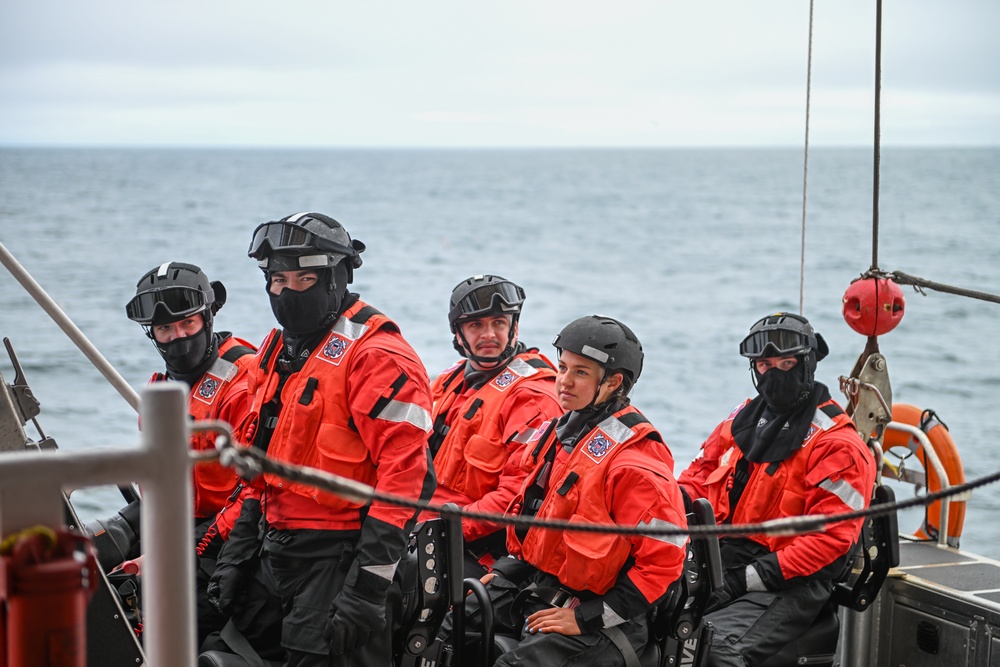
[639,497,722,667]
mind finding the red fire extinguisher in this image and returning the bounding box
[1,526,99,667]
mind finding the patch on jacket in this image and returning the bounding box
[583,430,619,463]
[492,369,516,390]
[318,333,353,366]
[192,375,221,405]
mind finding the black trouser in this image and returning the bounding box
[193,517,227,649]
[262,529,404,667]
[197,551,284,660]
[438,568,649,667]
[701,579,831,667]
[493,619,648,667]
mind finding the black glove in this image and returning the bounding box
[325,565,391,655]
[206,498,262,616]
[722,565,748,600]
[86,500,142,573]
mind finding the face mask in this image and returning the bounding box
[269,279,337,335]
[755,361,813,413]
[157,327,211,376]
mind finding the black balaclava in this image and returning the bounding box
[155,324,219,386]
[267,264,349,336]
[753,354,815,413]
[730,351,827,463]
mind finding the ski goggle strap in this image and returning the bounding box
[739,328,813,359]
[248,221,355,260]
[449,281,525,322]
[126,286,211,325]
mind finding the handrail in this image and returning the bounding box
[884,420,951,546]
[0,241,140,412]
[0,383,197,666]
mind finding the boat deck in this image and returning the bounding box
[871,539,1000,666]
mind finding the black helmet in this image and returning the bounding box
[741,312,829,411]
[126,262,225,378]
[739,312,828,362]
[448,275,525,331]
[126,262,225,328]
[248,211,365,279]
[552,315,644,392]
[449,275,525,366]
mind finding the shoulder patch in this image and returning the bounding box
[191,374,222,405]
[316,332,354,366]
[582,429,621,464]
[492,368,517,391]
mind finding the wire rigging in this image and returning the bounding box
[799,0,815,316]
[871,0,884,271]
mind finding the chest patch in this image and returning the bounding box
[317,333,353,366]
[492,369,517,390]
[583,430,619,463]
[192,375,222,405]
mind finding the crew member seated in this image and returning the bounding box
[678,312,877,667]
[466,315,689,666]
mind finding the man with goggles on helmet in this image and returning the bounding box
[679,312,876,667]
[471,315,687,667]
[101,262,261,648]
[208,212,435,667]
[424,275,561,578]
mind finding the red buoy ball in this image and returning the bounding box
[842,277,905,336]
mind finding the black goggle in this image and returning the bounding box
[248,221,355,260]
[126,286,210,325]
[450,282,525,321]
[739,329,812,359]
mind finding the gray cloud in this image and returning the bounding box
[1,0,997,147]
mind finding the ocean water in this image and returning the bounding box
[2,147,999,557]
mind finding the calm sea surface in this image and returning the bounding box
[2,147,999,556]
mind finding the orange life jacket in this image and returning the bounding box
[150,335,255,518]
[507,405,663,595]
[242,301,392,510]
[698,399,865,553]
[430,352,556,500]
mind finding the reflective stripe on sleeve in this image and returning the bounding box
[638,518,688,548]
[376,400,432,432]
[819,477,866,511]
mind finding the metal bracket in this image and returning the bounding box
[840,351,893,445]
[3,337,42,425]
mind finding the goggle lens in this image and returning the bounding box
[126,286,208,324]
[248,222,316,258]
[739,329,811,359]
[454,282,525,319]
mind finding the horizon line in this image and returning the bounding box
[2,143,998,151]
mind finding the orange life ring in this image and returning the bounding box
[882,403,965,547]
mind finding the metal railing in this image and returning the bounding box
[884,420,951,546]
[0,383,196,667]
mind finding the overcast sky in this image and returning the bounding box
[1,1,997,148]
